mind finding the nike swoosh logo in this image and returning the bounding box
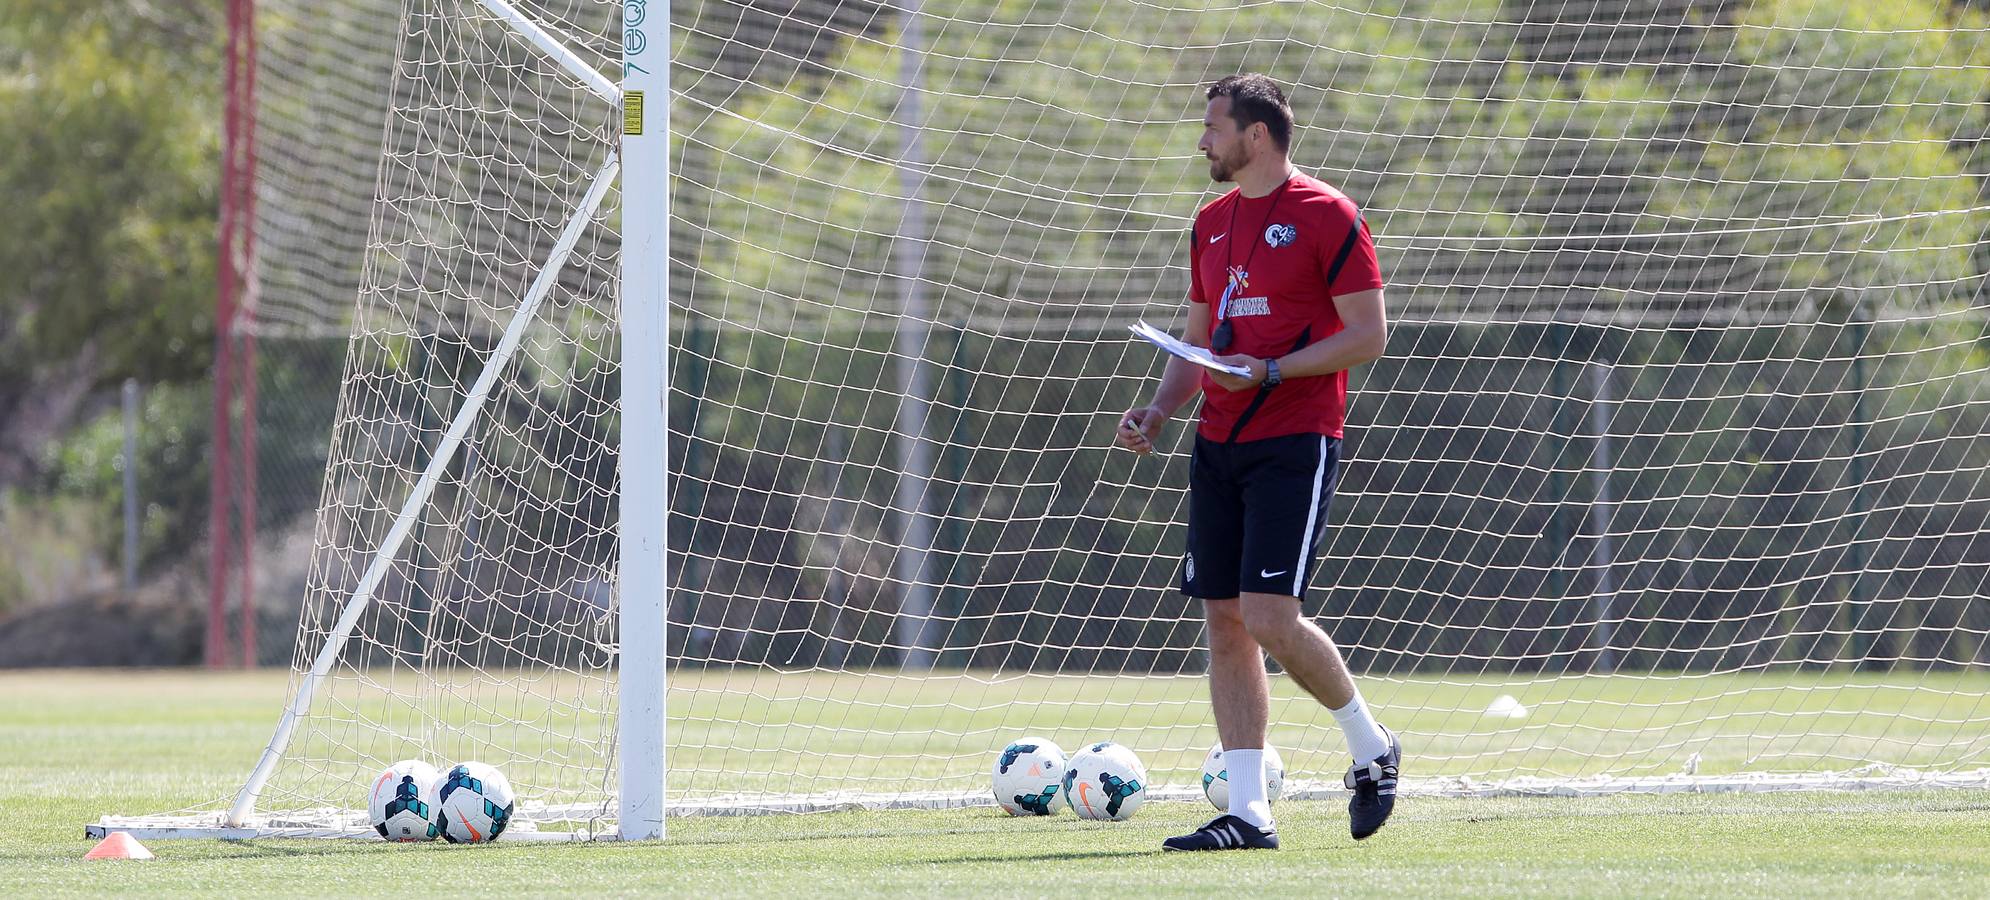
[1208,232,1226,244]
[1261,569,1287,578]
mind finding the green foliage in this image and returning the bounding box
[0,0,222,390]
[683,0,1990,329]
[41,384,208,576]
[0,0,229,606]
[1731,0,1990,138]
[0,1,347,606]
[0,494,99,615]
[1675,0,1990,307]
[22,335,341,588]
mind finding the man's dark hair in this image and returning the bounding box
[1206,74,1294,152]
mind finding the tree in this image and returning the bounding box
[0,0,223,490]
[0,1,340,616]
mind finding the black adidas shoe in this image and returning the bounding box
[1345,724,1400,840]
[1161,814,1280,851]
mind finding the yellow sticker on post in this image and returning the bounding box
[624,90,644,136]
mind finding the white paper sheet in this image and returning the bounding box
[1127,320,1252,377]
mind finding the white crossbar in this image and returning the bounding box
[474,0,619,103]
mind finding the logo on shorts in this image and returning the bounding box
[1264,223,1297,248]
[1185,553,1196,584]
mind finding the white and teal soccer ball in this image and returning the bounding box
[436,762,516,844]
[1200,742,1284,811]
[367,759,442,842]
[992,737,1068,816]
[1063,741,1148,821]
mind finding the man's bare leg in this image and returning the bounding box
[1200,597,1278,832]
[1238,592,1388,761]
[1240,591,1399,840]
[1164,600,1284,851]
[1236,593,1355,707]
[1203,598,1267,754]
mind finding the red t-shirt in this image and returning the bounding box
[1188,172,1383,442]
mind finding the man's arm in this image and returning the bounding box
[1208,288,1386,392]
[1116,301,1210,454]
[1150,301,1211,415]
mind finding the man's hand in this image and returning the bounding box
[1209,355,1267,392]
[1116,405,1167,454]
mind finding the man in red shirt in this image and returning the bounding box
[1116,74,1396,851]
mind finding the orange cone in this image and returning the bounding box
[84,832,154,860]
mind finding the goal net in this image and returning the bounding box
[99,0,1990,839]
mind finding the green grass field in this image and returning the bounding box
[5,669,1990,898]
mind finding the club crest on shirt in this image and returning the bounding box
[1227,296,1271,317]
[1263,223,1297,248]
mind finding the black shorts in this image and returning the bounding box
[1182,432,1342,600]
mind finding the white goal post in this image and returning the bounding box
[617,0,669,842]
[94,0,1990,842]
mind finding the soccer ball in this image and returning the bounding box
[991,737,1067,816]
[368,759,442,841]
[1200,742,1285,810]
[436,762,516,844]
[1063,741,1148,821]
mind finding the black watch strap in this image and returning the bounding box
[1264,359,1282,387]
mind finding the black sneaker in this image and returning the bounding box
[1161,814,1280,851]
[1344,724,1400,840]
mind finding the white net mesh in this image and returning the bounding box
[248,0,626,832]
[158,0,1990,835]
[659,0,1990,803]
[252,1,397,340]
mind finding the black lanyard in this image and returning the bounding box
[1213,173,1295,352]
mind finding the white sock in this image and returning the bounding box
[1331,692,1390,762]
[1223,748,1274,829]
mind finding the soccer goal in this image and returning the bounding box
[95,0,1990,842]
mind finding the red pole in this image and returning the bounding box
[236,0,260,668]
[208,0,244,670]
[240,334,258,667]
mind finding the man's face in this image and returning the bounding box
[1198,96,1252,183]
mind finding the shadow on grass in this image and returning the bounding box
[576,825,1112,849]
[2,839,391,863]
[154,840,401,859]
[924,848,1163,864]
